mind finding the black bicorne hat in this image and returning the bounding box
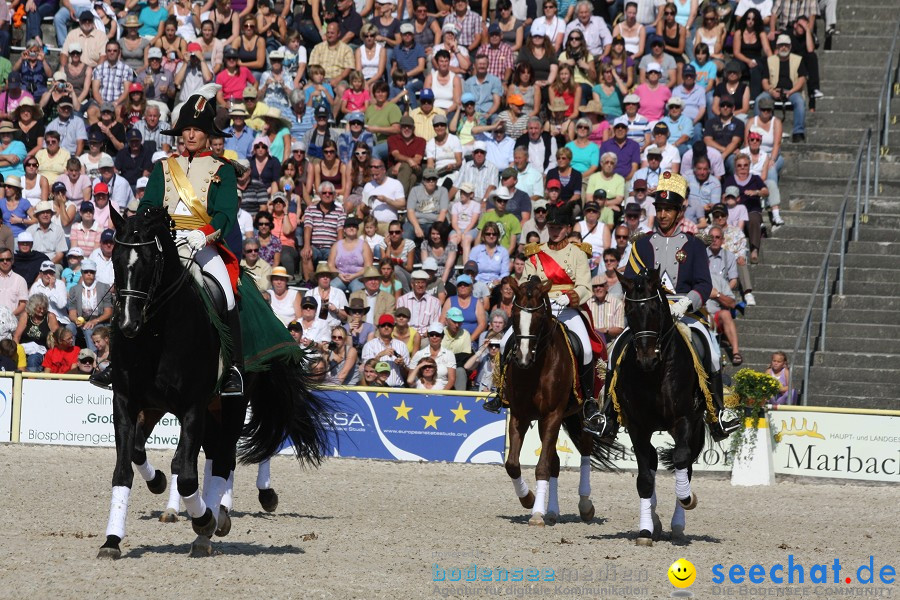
[546,203,575,227]
[161,83,232,138]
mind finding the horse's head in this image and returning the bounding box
[621,267,672,372]
[509,276,553,368]
[110,206,177,338]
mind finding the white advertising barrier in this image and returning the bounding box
[19,378,181,449]
[515,419,732,471]
[770,409,900,482]
[0,375,13,442]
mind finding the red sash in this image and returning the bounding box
[530,251,573,286]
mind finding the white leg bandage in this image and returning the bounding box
[166,474,181,512]
[674,468,692,501]
[560,308,593,364]
[195,245,236,310]
[547,477,559,515]
[639,497,654,532]
[532,480,549,515]
[182,490,208,519]
[221,471,235,511]
[135,460,156,482]
[105,486,131,539]
[579,456,591,497]
[512,476,529,498]
[672,500,686,530]
[203,458,213,488]
[256,458,271,490]
[202,475,228,525]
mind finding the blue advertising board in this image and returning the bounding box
[303,388,506,464]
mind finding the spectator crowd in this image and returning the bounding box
[0,0,831,384]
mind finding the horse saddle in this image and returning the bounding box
[608,326,711,373]
[202,272,228,319]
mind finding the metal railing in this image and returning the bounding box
[874,19,900,199]
[789,129,872,405]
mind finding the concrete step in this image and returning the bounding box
[780,211,900,229]
[738,321,900,341]
[808,380,900,399]
[790,160,900,180]
[785,191,900,212]
[848,240,900,255]
[819,51,900,69]
[738,305,898,324]
[751,291,900,311]
[750,264,896,283]
[803,366,900,385]
[748,275,900,297]
[814,351,900,370]
[827,19,900,35]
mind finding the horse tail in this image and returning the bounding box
[658,445,676,471]
[238,358,335,467]
[562,414,623,472]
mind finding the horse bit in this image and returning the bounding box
[113,234,187,321]
[625,288,675,355]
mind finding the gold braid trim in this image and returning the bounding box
[608,347,628,426]
[674,322,717,422]
[556,320,583,405]
[496,320,582,406]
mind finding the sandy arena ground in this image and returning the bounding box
[0,444,896,599]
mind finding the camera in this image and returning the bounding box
[327,341,339,351]
[57,82,66,90]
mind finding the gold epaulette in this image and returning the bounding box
[695,231,712,247]
[576,242,593,256]
[523,243,543,257]
[629,231,651,244]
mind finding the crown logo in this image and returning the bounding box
[774,417,825,442]
[534,439,574,456]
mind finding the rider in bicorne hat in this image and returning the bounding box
[483,204,604,429]
[591,172,740,441]
[90,83,245,397]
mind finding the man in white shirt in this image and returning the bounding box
[30,260,72,329]
[362,158,406,234]
[397,270,441,336]
[304,263,348,327]
[640,123,680,175]
[361,313,410,386]
[564,1,613,56]
[88,229,116,285]
[294,296,331,351]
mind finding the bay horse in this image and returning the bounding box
[615,267,707,546]
[503,276,615,526]
[98,206,330,558]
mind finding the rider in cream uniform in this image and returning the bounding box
[91,83,244,397]
[592,172,739,441]
[483,206,603,426]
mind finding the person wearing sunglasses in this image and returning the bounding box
[564,0,613,58]
[325,324,359,385]
[360,313,409,387]
[240,237,272,292]
[409,322,456,390]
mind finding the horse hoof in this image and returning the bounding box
[528,512,545,527]
[578,497,595,523]
[652,513,663,542]
[544,512,558,526]
[671,524,686,542]
[215,507,231,537]
[519,491,535,509]
[192,508,217,537]
[159,508,179,523]
[636,530,654,547]
[97,535,122,560]
[147,470,167,495]
[679,493,698,511]
[189,536,214,558]
[258,488,279,513]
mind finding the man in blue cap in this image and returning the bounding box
[410,89,445,142]
[338,111,376,164]
[114,128,152,188]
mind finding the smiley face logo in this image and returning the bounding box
[668,559,696,588]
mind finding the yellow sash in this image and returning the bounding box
[167,157,211,231]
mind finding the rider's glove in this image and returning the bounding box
[670,297,693,320]
[553,293,570,307]
[186,229,208,251]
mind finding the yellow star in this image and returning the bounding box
[393,399,413,420]
[450,402,470,423]
[421,409,441,430]
[375,391,390,398]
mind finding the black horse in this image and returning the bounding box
[615,268,707,546]
[98,206,330,559]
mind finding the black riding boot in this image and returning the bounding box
[585,367,618,440]
[580,360,601,423]
[482,343,512,413]
[221,307,244,397]
[89,364,113,390]
[709,369,739,442]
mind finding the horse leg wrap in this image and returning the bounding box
[547,477,559,515]
[672,500,686,531]
[166,474,181,511]
[202,475,228,525]
[182,490,208,519]
[674,468,691,502]
[105,486,131,539]
[135,460,156,482]
[256,458,272,490]
[639,497,654,533]
[578,456,591,497]
[221,471,235,512]
[512,476,529,498]
[532,480,549,515]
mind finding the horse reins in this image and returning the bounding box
[512,295,559,359]
[113,233,190,321]
[625,288,677,355]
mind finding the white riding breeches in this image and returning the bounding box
[500,306,593,365]
[606,316,720,373]
[176,235,235,311]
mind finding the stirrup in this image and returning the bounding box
[585,414,617,440]
[482,391,503,413]
[221,366,244,397]
[89,365,113,390]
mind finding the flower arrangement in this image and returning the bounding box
[729,368,781,459]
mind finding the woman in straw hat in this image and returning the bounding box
[120,14,152,73]
[13,98,45,160]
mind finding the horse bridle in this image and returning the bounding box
[625,288,675,354]
[114,233,189,321]
[512,295,558,357]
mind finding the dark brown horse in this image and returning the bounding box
[503,276,612,526]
